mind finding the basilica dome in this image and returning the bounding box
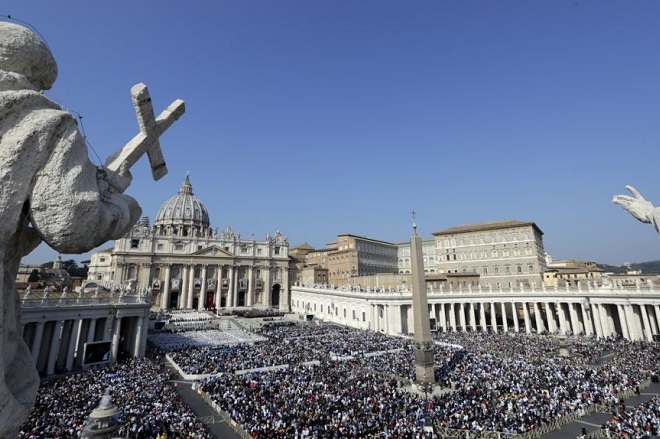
[154,175,210,235]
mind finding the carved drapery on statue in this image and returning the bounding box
[0,20,184,437]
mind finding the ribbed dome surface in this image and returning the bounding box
[154,175,210,228]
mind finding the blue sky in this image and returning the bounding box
[6,1,660,266]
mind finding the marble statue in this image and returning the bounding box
[613,185,660,238]
[0,21,184,436]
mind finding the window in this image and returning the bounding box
[517,266,522,273]
[131,239,139,249]
[528,265,534,273]
[175,244,183,251]
[483,267,488,275]
[157,244,163,250]
[99,257,106,262]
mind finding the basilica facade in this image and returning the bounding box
[87,175,290,311]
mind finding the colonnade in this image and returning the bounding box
[421,301,660,341]
[21,307,150,377]
[291,285,660,342]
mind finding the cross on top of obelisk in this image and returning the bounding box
[411,210,417,233]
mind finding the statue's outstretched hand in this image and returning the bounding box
[612,185,655,223]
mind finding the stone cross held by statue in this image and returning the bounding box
[105,83,185,181]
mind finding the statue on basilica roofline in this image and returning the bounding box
[613,186,660,238]
[0,20,184,436]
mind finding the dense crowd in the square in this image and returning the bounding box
[16,316,660,439]
[18,357,210,439]
[602,395,660,438]
[193,326,659,438]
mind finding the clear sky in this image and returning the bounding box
[5,1,660,266]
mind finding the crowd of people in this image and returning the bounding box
[191,325,660,437]
[18,358,210,439]
[15,313,660,439]
[603,395,660,438]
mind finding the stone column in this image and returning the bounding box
[490,302,498,332]
[247,265,254,306]
[180,265,188,309]
[199,265,208,311]
[568,303,579,334]
[512,303,520,333]
[160,264,172,309]
[227,265,235,308]
[480,303,488,332]
[598,304,611,337]
[449,303,457,331]
[624,305,639,340]
[383,305,390,334]
[133,315,145,357]
[214,265,223,309]
[30,322,45,366]
[111,317,122,362]
[557,303,569,334]
[522,303,531,334]
[580,303,592,336]
[545,302,556,333]
[46,320,63,375]
[186,265,195,309]
[458,303,466,331]
[533,303,544,333]
[468,302,477,331]
[394,304,403,335]
[591,304,603,338]
[500,302,508,332]
[438,303,447,331]
[66,319,83,371]
[640,304,653,342]
[617,305,630,339]
[281,266,290,311]
[263,266,272,307]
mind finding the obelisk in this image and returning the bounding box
[410,212,435,388]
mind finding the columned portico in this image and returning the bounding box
[186,264,195,309]
[199,265,208,311]
[161,264,172,309]
[290,283,660,342]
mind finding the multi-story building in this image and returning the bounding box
[87,175,290,311]
[432,220,546,289]
[396,239,438,274]
[543,258,604,287]
[305,234,398,285]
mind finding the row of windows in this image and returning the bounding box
[438,231,532,248]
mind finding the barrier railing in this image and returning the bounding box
[192,383,253,439]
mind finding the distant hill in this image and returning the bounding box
[597,260,660,275]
